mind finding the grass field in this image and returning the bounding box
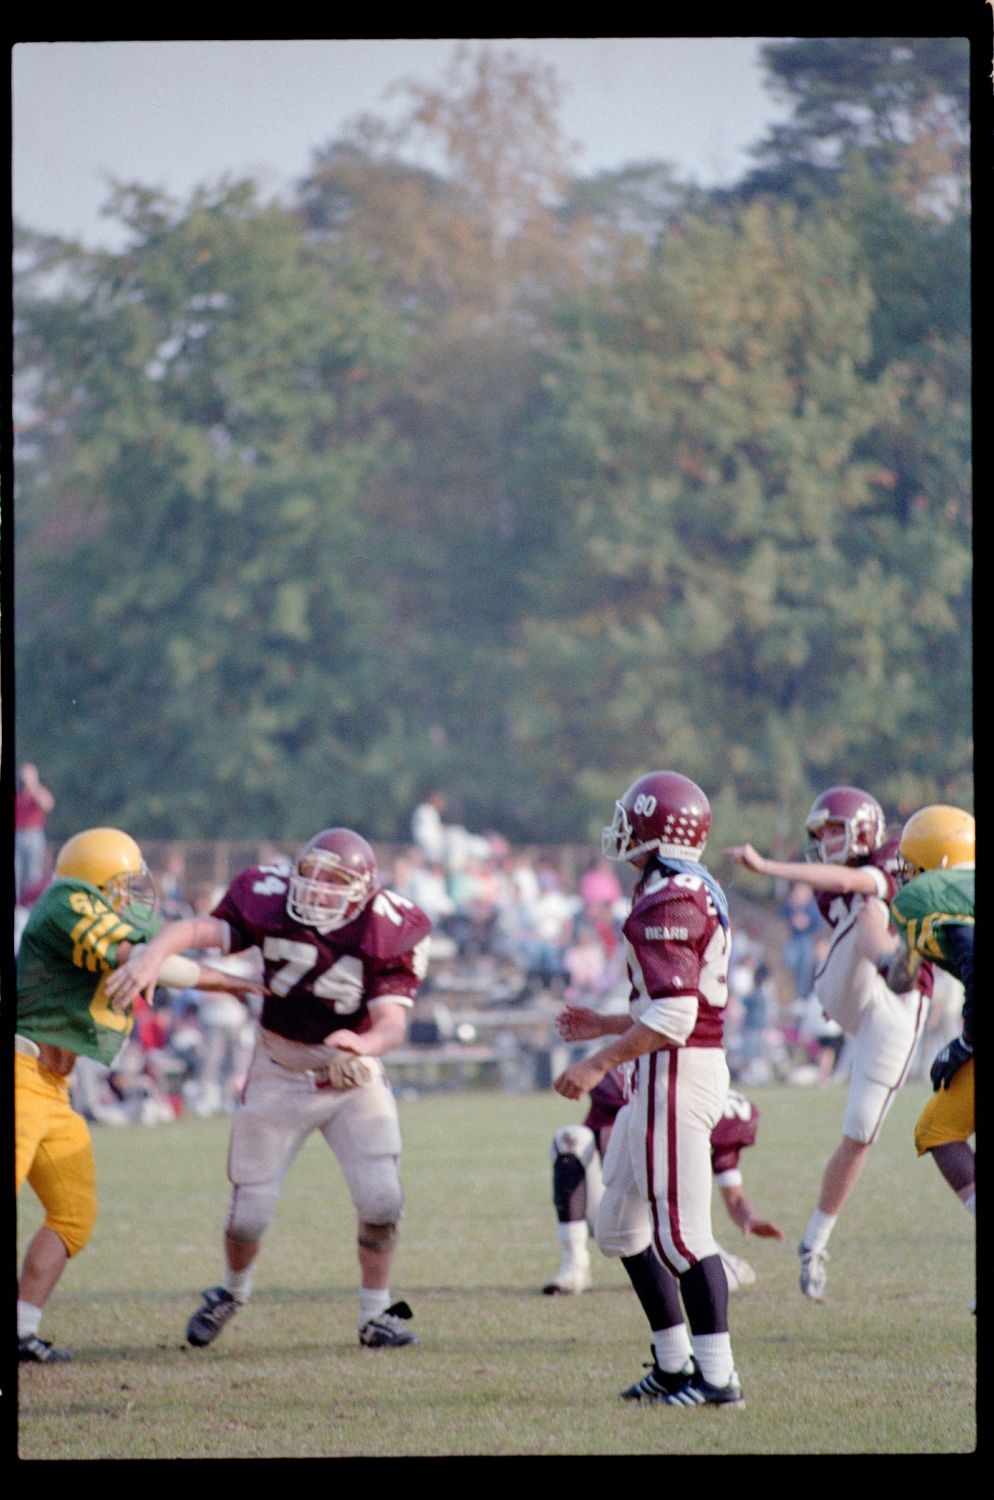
[14,1080,975,1459]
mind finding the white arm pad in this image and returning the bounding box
[130,945,200,988]
[156,953,201,987]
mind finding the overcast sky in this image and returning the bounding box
[12,37,792,250]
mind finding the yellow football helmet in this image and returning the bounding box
[55,827,154,913]
[898,805,975,881]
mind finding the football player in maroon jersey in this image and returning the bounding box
[725,786,932,1303]
[108,828,432,1350]
[544,1069,783,1295]
[554,771,747,1408]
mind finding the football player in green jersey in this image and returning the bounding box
[886,806,975,1219]
[16,827,262,1363]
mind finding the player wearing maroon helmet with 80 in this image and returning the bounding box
[726,787,933,1303]
[555,771,746,1408]
[543,1069,783,1296]
[109,828,432,1350]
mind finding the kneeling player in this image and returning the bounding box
[544,1063,783,1297]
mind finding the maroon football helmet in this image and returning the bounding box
[286,828,377,929]
[602,771,712,864]
[805,786,886,865]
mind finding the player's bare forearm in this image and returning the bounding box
[556,1004,629,1042]
[724,845,876,894]
[330,1003,407,1057]
[105,916,229,1002]
[555,1020,669,1099]
[195,965,268,998]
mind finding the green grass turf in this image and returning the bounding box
[15,1080,975,1458]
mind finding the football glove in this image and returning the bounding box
[929,1035,973,1092]
[322,1052,378,1090]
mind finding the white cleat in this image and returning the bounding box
[718,1247,757,1292]
[542,1264,592,1295]
[798,1242,829,1301]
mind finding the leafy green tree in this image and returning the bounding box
[742,36,969,212]
[15,181,413,838]
[296,45,602,834]
[508,197,970,843]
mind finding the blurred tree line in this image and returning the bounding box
[14,39,972,849]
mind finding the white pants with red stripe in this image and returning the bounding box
[594,1045,729,1275]
[814,921,930,1145]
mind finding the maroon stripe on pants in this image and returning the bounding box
[866,990,929,1145]
[647,1048,696,1273]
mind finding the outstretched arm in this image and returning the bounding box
[104,916,232,1006]
[723,845,879,895]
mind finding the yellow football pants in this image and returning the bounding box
[914,1056,975,1155]
[15,1049,98,1256]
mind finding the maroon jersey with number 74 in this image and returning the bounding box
[213,865,432,1046]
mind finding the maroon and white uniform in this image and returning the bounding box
[595,861,732,1275]
[567,1065,758,1231]
[584,1065,629,1138]
[211,865,431,1244]
[812,837,932,1144]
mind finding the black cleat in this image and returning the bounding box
[18,1334,72,1364]
[359,1300,420,1348]
[687,1367,745,1408]
[186,1286,242,1348]
[621,1354,700,1404]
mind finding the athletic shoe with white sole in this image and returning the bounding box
[359,1300,420,1348]
[798,1242,829,1301]
[620,1355,701,1405]
[18,1334,72,1364]
[186,1286,242,1347]
[687,1367,746,1408]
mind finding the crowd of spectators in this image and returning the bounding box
[14,781,961,1124]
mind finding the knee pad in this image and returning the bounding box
[552,1150,588,1219]
[351,1157,404,1227]
[358,1220,398,1252]
[594,1223,650,1259]
[552,1123,598,1166]
[552,1125,602,1228]
[226,1181,280,1245]
[593,1191,651,1260]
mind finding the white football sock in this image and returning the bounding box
[359,1288,391,1327]
[224,1267,253,1303]
[557,1220,590,1266]
[802,1208,837,1254]
[692,1331,735,1389]
[18,1300,43,1339]
[652,1323,694,1374]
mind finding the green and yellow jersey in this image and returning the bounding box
[16,878,163,1065]
[889,867,974,974]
